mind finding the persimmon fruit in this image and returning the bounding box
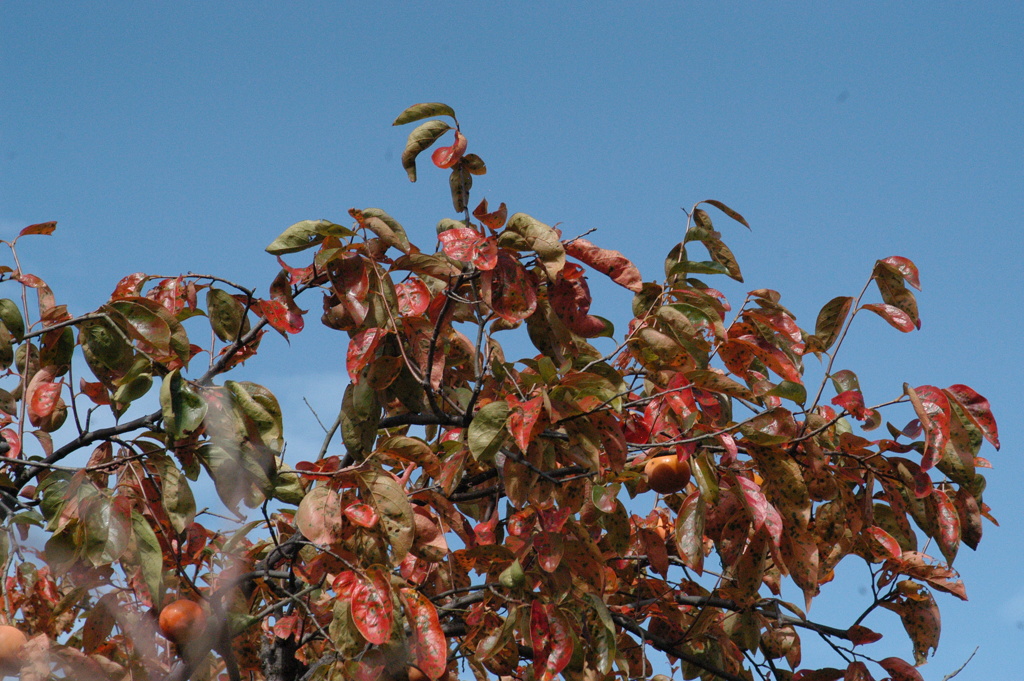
[158,599,207,645]
[0,625,27,669]
[644,455,691,494]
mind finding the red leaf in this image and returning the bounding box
[276,256,315,285]
[861,303,917,332]
[400,588,448,680]
[481,250,538,323]
[878,657,924,681]
[944,384,999,449]
[396,278,431,317]
[931,488,960,564]
[793,670,844,681]
[254,298,302,335]
[832,389,870,420]
[472,199,508,231]
[541,609,574,681]
[735,476,783,550]
[19,221,57,237]
[563,237,643,292]
[28,378,62,425]
[438,227,498,270]
[269,269,306,332]
[111,272,148,299]
[1,429,21,459]
[352,569,393,645]
[843,661,874,681]
[865,526,903,561]
[343,502,379,528]
[507,394,545,452]
[549,270,610,337]
[346,327,385,383]
[431,130,467,169]
[79,379,111,406]
[534,531,564,572]
[909,385,951,472]
[273,614,303,640]
[845,624,883,646]
[879,256,921,290]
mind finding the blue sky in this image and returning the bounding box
[2,3,1022,678]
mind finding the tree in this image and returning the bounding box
[0,103,999,681]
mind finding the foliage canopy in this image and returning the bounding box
[0,104,999,681]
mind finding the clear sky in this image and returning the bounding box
[2,3,1022,679]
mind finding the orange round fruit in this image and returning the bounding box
[0,625,27,667]
[158,599,207,645]
[644,455,692,495]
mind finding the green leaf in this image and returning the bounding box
[226,380,284,452]
[0,299,26,340]
[359,208,414,254]
[401,120,451,182]
[506,213,566,281]
[131,511,164,607]
[265,219,355,255]
[206,288,251,342]
[765,380,807,405]
[668,260,731,278]
[701,199,751,229]
[154,453,196,534]
[808,296,853,353]
[468,400,510,462]
[358,467,415,561]
[392,102,457,126]
[160,369,208,439]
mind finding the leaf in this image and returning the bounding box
[432,130,467,169]
[842,661,872,681]
[438,227,498,270]
[506,213,566,281]
[347,327,386,383]
[351,568,393,645]
[130,511,163,605]
[351,207,416,255]
[931,488,960,564]
[878,657,924,681]
[809,296,852,352]
[473,199,507,230]
[872,261,920,329]
[206,288,251,342]
[19,221,58,237]
[674,491,705,573]
[944,384,999,449]
[865,526,903,561]
[879,256,921,290]
[686,369,755,401]
[861,303,917,332]
[295,486,345,545]
[563,237,643,292]
[393,102,457,126]
[396,278,431,317]
[701,200,751,229]
[156,455,196,534]
[0,299,25,341]
[481,250,538,323]
[401,120,451,182]
[159,369,208,440]
[358,468,415,561]
[400,588,448,680]
[265,219,355,255]
[467,401,510,463]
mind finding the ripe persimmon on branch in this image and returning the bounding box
[0,103,999,681]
